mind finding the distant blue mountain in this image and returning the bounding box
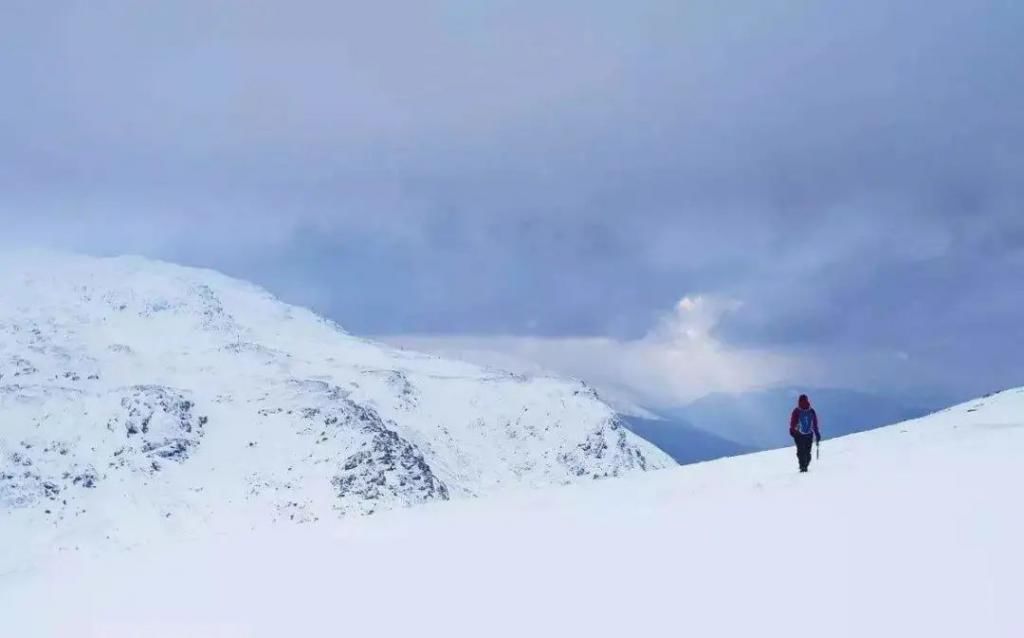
[619,387,951,464]
[620,414,753,465]
[674,387,945,449]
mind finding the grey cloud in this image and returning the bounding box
[1,0,1022,397]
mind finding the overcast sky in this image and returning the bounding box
[2,1,1021,406]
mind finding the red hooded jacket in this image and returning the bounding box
[789,394,821,439]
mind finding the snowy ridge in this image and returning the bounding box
[0,253,671,548]
[3,386,1022,637]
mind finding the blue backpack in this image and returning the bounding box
[797,409,816,435]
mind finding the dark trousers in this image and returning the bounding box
[793,433,814,470]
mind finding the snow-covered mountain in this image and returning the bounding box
[4,386,1022,637]
[0,252,671,542]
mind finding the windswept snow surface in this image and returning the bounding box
[3,388,1023,637]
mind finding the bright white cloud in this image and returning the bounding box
[652,295,744,342]
[383,295,802,408]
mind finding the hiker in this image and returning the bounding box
[789,394,821,472]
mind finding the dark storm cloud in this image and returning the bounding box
[1,0,1021,397]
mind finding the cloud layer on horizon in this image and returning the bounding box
[384,295,940,408]
[385,295,800,407]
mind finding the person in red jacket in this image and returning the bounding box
[790,394,821,472]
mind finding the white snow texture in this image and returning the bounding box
[2,253,1021,637]
[0,253,669,539]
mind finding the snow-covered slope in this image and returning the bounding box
[0,253,671,542]
[3,387,1022,637]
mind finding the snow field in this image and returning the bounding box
[3,388,1022,637]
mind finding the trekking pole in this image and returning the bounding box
[816,440,820,460]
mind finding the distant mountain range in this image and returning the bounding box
[620,415,753,464]
[621,387,948,464]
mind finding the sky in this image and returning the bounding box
[1,1,1021,407]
